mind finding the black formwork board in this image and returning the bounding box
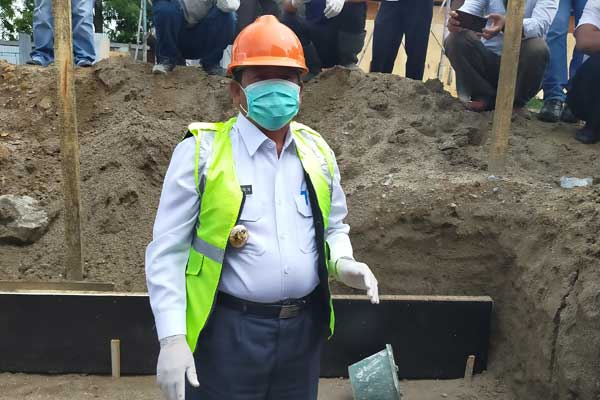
[0,292,492,377]
[321,295,493,379]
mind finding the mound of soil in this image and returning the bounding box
[1,58,600,400]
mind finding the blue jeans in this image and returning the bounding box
[542,0,587,102]
[30,0,96,66]
[153,0,236,67]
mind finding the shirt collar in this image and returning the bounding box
[235,113,295,157]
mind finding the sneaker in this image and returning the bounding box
[538,99,563,123]
[574,123,600,144]
[202,64,226,76]
[26,58,44,66]
[76,59,94,67]
[560,104,579,124]
[152,63,175,75]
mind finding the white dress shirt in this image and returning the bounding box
[578,0,600,30]
[459,0,558,55]
[145,114,353,340]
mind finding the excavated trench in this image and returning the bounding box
[336,183,600,400]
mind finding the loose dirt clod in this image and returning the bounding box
[1,58,600,400]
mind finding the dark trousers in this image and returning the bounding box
[186,300,326,400]
[236,0,280,34]
[153,0,236,67]
[444,31,550,107]
[567,55,600,132]
[282,2,367,69]
[370,0,433,80]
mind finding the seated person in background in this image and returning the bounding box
[152,0,239,75]
[369,0,434,80]
[281,0,367,78]
[445,0,558,112]
[567,0,600,143]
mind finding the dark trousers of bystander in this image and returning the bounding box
[185,298,326,400]
[444,31,550,108]
[281,2,367,70]
[370,0,434,80]
[236,0,281,34]
[567,55,600,133]
[153,0,236,68]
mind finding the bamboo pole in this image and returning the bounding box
[487,0,526,173]
[111,339,121,378]
[53,0,84,281]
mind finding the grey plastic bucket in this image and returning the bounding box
[348,344,402,400]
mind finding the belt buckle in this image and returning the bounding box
[279,304,300,319]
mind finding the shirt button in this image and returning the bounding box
[280,233,286,240]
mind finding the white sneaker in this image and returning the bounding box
[152,64,174,74]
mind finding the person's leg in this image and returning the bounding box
[541,0,570,103]
[187,303,274,400]
[266,303,325,400]
[370,1,405,73]
[179,6,236,72]
[566,55,600,143]
[444,30,500,106]
[152,0,186,67]
[281,12,322,77]
[236,0,259,34]
[515,38,550,108]
[71,0,96,65]
[569,0,588,79]
[307,20,338,68]
[334,2,367,67]
[29,0,54,66]
[403,0,433,80]
[258,0,280,18]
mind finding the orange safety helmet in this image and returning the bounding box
[227,15,308,76]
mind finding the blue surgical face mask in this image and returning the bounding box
[239,79,301,131]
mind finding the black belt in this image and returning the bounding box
[217,289,319,319]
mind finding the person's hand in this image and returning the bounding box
[216,0,240,12]
[447,11,464,34]
[324,0,344,19]
[335,257,379,304]
[157,335,200,400]
[482,13,505,39]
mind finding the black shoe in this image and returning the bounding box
[203,64,226,76]
[26,58,44,66]
[538,99,563,123]
[560,104,579,123]
[574,123,600,144]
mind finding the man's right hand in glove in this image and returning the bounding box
[324,0,344,19]
[157,335,200,400]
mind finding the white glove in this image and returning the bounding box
[216,0,240,12]
[323,0,344,19]
[335,257,380,304]
[157,335,200,400]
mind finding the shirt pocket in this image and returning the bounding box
[235,199,266,256]
[294,194,317,254]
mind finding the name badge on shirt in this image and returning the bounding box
[240,185,253,195]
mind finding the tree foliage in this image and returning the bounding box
[0,0,34,40]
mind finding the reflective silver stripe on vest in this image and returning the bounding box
[192,235,226,263]
[196,130,216,196]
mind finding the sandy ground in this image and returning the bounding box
[0,374,512,400]
[2,59,600,399]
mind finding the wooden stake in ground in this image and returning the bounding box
[464,355,475,383]
[53,0,84,281]
[111,339,121,378]
[487,0,527,173]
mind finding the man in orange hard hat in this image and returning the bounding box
[146,15,379,400]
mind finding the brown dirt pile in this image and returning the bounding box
[1,58,600,400]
